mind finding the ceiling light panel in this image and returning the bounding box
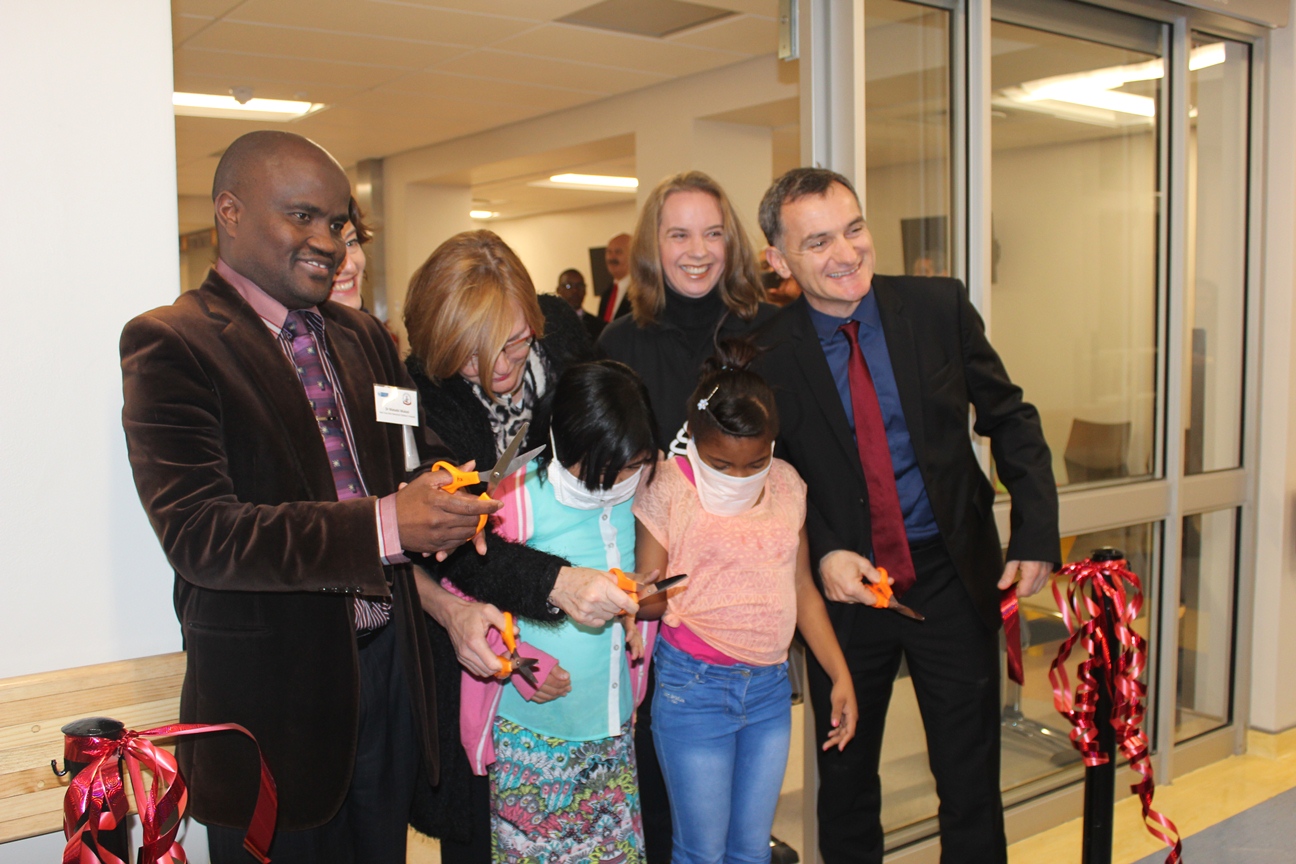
[173,92,327,120]
[559,0,734,38]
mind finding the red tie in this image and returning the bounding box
[839,320,916,596]
[602,282,619,323]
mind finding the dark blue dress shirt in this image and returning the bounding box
[806,291,940,541]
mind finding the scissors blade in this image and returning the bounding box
[513,657,541,689]
[889,600,925,621]
[653,573,689,592]
[502,444,546,478]
[485,422,530,491]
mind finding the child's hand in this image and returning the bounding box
[528,665,571,703]
[822,675,858,752]
[623,620,645,661]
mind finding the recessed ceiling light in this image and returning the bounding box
[559,0,733,38]
[470,210,500,219]
[173,92,327,122]
[529,173,640,192]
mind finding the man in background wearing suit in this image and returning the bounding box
[120,131,500,863]
[598,232,633,323]
[556,267,604,342]
[756,168,1060,864]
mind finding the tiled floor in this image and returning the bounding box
[1008,728,1296,864]
[411,726,1296,863]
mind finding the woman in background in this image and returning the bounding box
[330,198,370,310]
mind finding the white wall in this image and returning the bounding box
[490,201,638,314]
[388,183,474,341]
[0,1,183,858]
[1251,2,1296,733]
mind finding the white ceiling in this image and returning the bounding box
[172,0,781,198]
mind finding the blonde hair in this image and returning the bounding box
[628,171,765,327]
[404,230,545,401]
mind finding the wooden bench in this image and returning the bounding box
[0,653,185,843]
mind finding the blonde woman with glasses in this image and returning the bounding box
[404,230,655,863]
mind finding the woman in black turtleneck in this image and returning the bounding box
[595,170,775,864]
[598,171,776,455]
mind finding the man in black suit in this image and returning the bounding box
[756,168,1059,863]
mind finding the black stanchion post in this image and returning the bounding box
[56,716,132,861]
[1080,547,1123,864]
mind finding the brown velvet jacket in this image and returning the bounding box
[120,271,447,831]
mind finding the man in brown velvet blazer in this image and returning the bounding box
[120,132,498,863]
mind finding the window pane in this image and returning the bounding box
[1003,523,1159,805]
[1176,508,1238,741]
[1184,38,1250,474]
[989,16,1163,489]
[863,0,952,280]
[861,0,955,840]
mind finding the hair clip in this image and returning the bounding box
[697,385,720,412]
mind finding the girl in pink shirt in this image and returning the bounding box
[633,340,857,864]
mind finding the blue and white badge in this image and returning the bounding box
[374,385,421,472]
[373,385,418,426]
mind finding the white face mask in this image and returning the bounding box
[686,437,773,516]
[546,429,642,510]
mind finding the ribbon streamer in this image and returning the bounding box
[1001,585,1024,685]
[1049,557,1182,863]
[62,723,277,864]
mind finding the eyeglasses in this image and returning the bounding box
[470,331,534,368]
[501,331,535,360]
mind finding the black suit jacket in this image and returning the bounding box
[597,280,632,322]
[120,271,446,831]
[754,276,1059,640]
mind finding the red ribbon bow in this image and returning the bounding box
[62,723,277,864]
[1049,557,1182,863]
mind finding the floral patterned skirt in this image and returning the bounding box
[489,716,644,864]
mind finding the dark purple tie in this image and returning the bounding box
[283,311,389,630]
[839,320,916,596]
[283,311,363,502]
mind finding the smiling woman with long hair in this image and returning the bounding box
[598,172,775,455]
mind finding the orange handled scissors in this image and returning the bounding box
[870,567,925,621]
[493,611,540,688]
[610,569,688,615]
[432,421,545,533]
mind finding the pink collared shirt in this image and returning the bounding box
[215,260,406,565]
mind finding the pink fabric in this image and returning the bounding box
[458,626,560,775]
[633,456,806,665]
[662,622,739,665]
[375,493,407,564]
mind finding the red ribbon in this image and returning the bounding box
[1001,586,1024,685]
[1049,558,1182,863]
[62,723,277,864]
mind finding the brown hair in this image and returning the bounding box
[628,171,765,327]
[348,197,374,245]
[758,167,859,248]
[404,230,545,401]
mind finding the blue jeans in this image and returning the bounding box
[651,638,792,864]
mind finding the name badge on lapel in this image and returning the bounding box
[374,385,421,472]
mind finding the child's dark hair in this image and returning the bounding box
[687,339,779,443]
[536,360,659,492]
